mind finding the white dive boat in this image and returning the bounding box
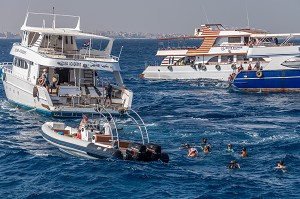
[0,12,133,117]
[141,24,269,81]
[41,108,169,162]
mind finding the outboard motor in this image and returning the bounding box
[145,143,161,161]
[125,143,146,161]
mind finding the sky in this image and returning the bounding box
[1,0,300,34]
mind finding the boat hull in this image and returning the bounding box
[41,123,123,159]
[2,72,123,117]
[141,64,240,81]
[232,69,300,92]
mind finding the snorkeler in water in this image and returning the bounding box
[200,137,207,149]
[226,144,234,152]
[188,147,198,157]
[228,160,240,169]
[241,147,248,157]
[275,160,286,169]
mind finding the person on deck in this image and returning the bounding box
[104,82,113,106]
[78,115,89,139]
[101,117,112,135]
[39,68,50,92]
[50,69,59,94]
[247,64,252,71]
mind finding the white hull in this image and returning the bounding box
[3,73,51,111]
[3,72,126,117]
[142,64,243,81]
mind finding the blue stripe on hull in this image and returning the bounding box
[232,69,300,91]
[7,99,108,118]
[8,99,52,116]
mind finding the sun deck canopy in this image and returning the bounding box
[22,27,112,40]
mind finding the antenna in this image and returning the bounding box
[202,6,209,24]
[52,7,56,29]
[244,0,250,28]
[118,46,123,59]
[27,0,31,13]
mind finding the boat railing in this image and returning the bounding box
[158,46,198,50]
[2,65,31,81]
[126,109,149,145]
[95,105,120,148]
[38,48,115,61]
[0,62,13,68]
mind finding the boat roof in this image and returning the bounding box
[21,12,112,40]
[158,24,266,40]
[251,33,300,38]
[22,27,112,40]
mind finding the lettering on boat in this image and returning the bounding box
[221,46,243,51]
[15,48,27,54]
[57,61,82,67]
[90,63,111,69]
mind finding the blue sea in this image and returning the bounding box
[0,39,300,199]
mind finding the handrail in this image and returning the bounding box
[95,105,120,148]
[127,109,149,144]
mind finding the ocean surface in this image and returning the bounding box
[0,39,300,199]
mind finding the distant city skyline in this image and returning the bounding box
[1,0,300,35]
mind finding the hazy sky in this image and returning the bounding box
[1,0,300,34]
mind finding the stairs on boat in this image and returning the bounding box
[188,36,218,54]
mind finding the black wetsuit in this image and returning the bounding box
[106,84,112,99]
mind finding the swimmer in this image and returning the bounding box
[228,160,240,169]
[275,160,286,169]
[181,143,190,149]
[200,137,208,149]
[203,145,210,153]
[227,144,234,152]
[188,147,198,157]
[241,147,248,157]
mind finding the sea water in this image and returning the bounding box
[0,39,299,198]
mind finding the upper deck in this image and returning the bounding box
[17,12,117,63]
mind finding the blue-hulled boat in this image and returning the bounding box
[232,69,300,92]
[231,32,300,92]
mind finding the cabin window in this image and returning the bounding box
[237,55,246,61]
[71,36,73,44]
[228,37,241,43]
[244,37,249,44]
[207,56,218,63]
[14,57,28,69]
[65,36,68,44]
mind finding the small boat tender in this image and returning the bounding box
[41,109,169,162]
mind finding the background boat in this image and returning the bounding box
[0,39,299,198]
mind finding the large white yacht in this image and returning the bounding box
[141,24,268,81]
[0,12,133,117]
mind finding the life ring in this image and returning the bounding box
[201,65,207,71]
[198,63,202,70]
[2,72,6,81]
[215,65,221,71]
[231,64,237,70]
[33,86,39,97]
[191,64,197,70]
[167,65,173,71]
[256,70,263,78]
